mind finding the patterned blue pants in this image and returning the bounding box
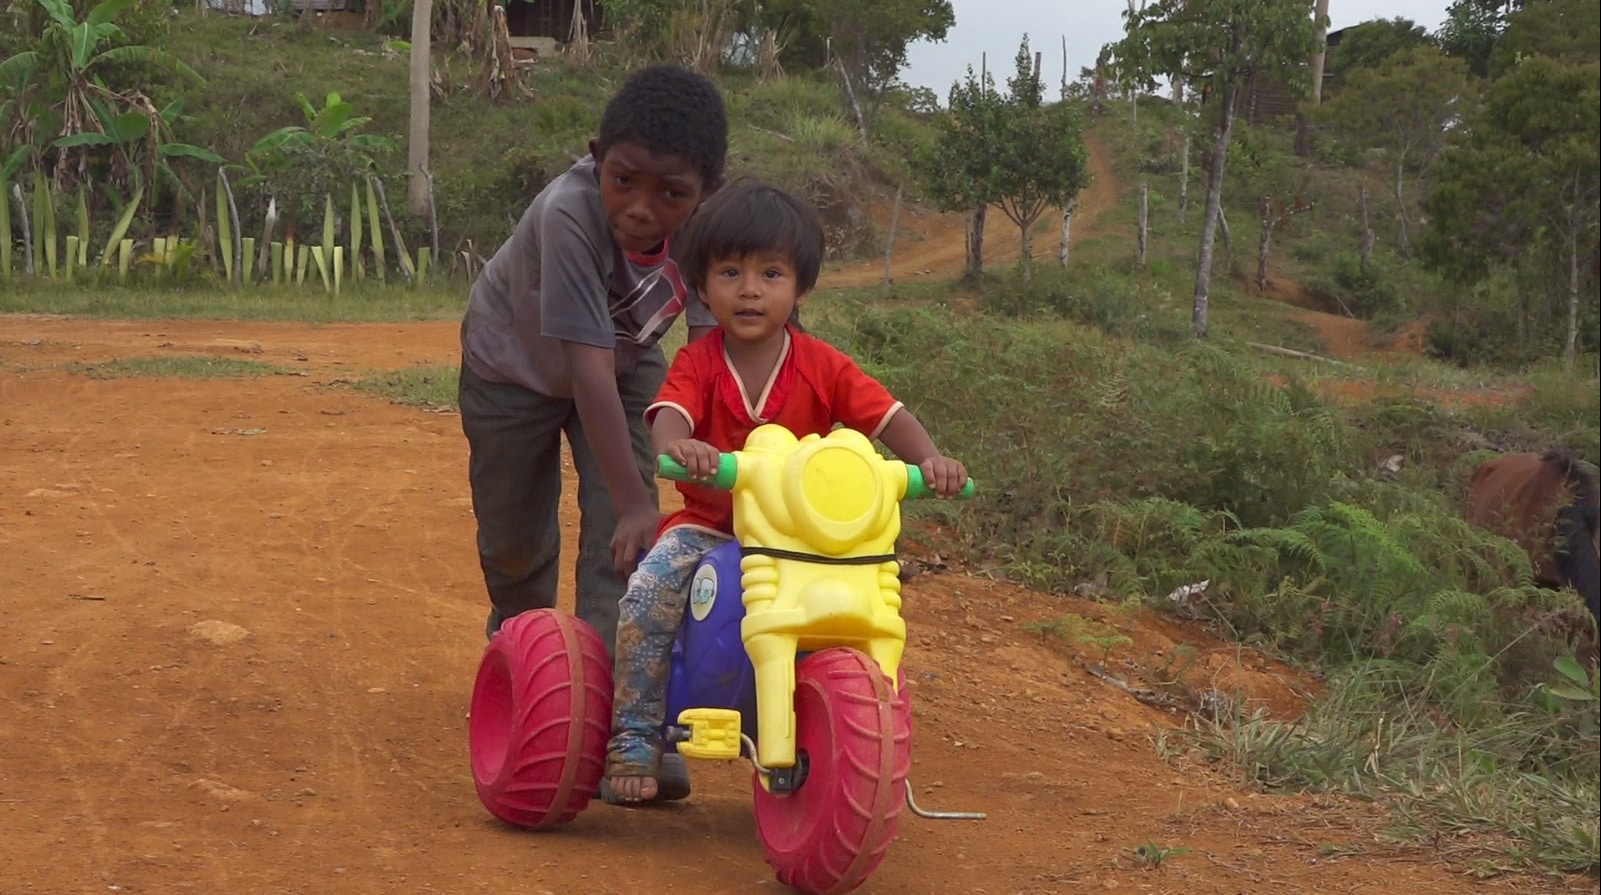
[608,527,729,777]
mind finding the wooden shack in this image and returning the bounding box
[1239,26,1352,125]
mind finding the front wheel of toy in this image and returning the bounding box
[753,648,911,895]
[469,608,612,829]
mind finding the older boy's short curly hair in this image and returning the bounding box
[678,179,824,295]
[596,65,728,185]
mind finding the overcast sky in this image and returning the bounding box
[901,0,1454,98]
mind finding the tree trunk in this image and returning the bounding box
[1566,215,1580,366]
[834,58,870,141]
[1257,196,1273,290]
[1358,186,1374,271]
[1019,216,1033,283]
[1393,162,1409,256]
[1136,181,1149,268]
[1059,198,1074,267]
[13,183,33,278]
[1192,80,1237,340]
[407,0,434,217]
[882,184,902,290]
[1310,0,1331,105]
[1061,36,1069,101]
[964,203,985,278]
[1178,131,1190,224]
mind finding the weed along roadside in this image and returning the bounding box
[1,2,1598,892]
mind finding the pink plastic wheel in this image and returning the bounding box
[753,648,912,895]
[469,608,612,829]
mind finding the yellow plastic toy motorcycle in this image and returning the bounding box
[469,424,981,895]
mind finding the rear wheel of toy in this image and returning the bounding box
[753,648,911,895]
[469,608,612,829]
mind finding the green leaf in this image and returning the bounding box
[159,143,226,164]
[1553,655,1591,688]
[0,50,42,87]
[99,185,142,267]
[90,46,205,82]
[248,127,309,158]
[52,131,117,149]
[159,97,186,125]
[1,144,31,180]
[38,0,76,32]
[69,22,97,72]
[86,0,138,27]
[1545,683,1597,702]
[107,110,151,143]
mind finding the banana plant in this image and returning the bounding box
[0,0,205,187]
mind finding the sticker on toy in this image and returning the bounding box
[688,564,718,622]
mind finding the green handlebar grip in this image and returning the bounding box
[904,465,976,500]
[656,453,739,490]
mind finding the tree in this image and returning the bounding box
[407,0,432,217]
[1110,0,1321,339]
[1421,55,1599,364]
[919,64,1001,278]
[1324,17,1433,88]
[1488,0,1600,76]
[1438,0,1519,77]
[920,39,1090,282]
[761,0,954,137]
[0,0,205,188]
[1316,46,1475,255]
[987,39,1090,280]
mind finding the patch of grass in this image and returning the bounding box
[351,364,460,408]
[0,283,466,322]
[64,356,285,379]
[1159,664,1601,874]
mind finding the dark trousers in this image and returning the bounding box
[458,348,666,659]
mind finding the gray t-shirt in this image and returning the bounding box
[460,156,714,398]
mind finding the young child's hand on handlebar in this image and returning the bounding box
[666,438,724,481]
[919,455,968,498]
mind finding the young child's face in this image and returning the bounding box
[591,140,707,254]
[703,251,805,345]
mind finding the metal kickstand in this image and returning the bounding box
[904,780,986,820]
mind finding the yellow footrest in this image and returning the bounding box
[675,708,744,761]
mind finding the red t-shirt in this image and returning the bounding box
[646,327,904,537]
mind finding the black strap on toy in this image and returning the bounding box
[741,545,897,566]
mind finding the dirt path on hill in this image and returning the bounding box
[820,133,1122,290]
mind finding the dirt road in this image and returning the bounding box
[0,318,1584,894]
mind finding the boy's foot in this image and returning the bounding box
[600,752,692,805]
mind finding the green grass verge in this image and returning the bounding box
[351,364,460,408]
[63,356,286,379]
[0,282,466,322]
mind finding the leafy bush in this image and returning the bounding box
[1307,251,1405,319]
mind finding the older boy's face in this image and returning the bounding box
[591,140,707,255]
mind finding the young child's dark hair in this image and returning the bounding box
[678,179,824,295]
[597,65,728,185]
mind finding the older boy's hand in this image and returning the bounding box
[920,456,968,498]
[612,506,662,577]
[667,439,723,481]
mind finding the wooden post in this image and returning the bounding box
[1137,181,1149,268]
[882,184,902,292]
[1358,186,1374,272]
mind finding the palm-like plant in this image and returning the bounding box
[0,0,205,186]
